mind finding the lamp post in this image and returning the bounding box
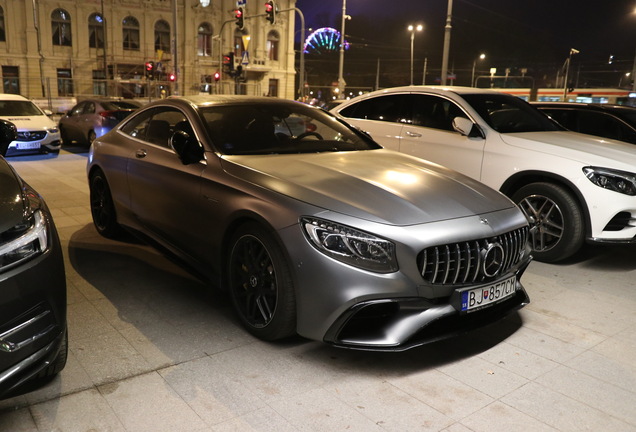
[408,24,423,86]
[440,0,453,85]
[337,0,349,99]
[471,53,485,87]
[562,48,579,101]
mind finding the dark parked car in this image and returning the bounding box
[533,102,636,144]
[0,119,67,399]
[59,98,141,145]
[87,95,531,351]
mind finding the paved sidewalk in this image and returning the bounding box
[1,149,635,431]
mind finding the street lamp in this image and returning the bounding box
[408,24,423,85]
[562,48,579,101]
[471,53,485,87]
[337,0,350,99]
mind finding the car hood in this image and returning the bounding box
[500,131,636,171]
[0,157,25,232]
[221,149,515,225]
[0,115,56,131]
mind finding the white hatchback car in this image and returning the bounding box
[0,94,61,156]
[333,86,636,262]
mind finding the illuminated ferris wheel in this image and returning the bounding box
[303,27,349,55]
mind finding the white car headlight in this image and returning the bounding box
[301,217,398,273]
[583,167,636,196]
[0,210,48,271]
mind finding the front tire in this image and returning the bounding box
[512,182,584,262]
[89,169,122,238]
[228,223,296,341]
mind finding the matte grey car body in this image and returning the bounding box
[87,95,531,351]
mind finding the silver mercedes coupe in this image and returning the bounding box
[87,95,531,351]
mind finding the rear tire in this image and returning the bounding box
[512,182,584,262]
[89,169,122,238]
[227,223,296,341]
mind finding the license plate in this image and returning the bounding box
[459,276,517,312]
[17,142,41,150]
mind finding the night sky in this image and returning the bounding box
[294,0,636,89]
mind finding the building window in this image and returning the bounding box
[233,32,248,58]
[154,20,170,52]
[57,69,74,96]
[267,31,279,61]
[2,66,19,94]
[93,70,106,96]
[52,9,72,46]
[0,6,6,42]
[197,22,213,57]
[89,13,105,49]
[268,78,279,97]
[123,16,139,51]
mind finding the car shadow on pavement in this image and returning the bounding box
[66,223,524,375]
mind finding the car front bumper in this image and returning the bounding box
[0,215,67,399]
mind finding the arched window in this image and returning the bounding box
[154,20,170,52]
[197,22,213,57]
[123,16,139,50]
[0,6,6,42]
[52,9,72,46]
[88,13,104,49]
[267,31,279,61]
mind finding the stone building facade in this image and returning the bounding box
[0,0,298,104]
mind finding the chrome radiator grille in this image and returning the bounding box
[418,227,528,285]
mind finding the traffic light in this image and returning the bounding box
[265,1,276,24]
[168,72,176,82]
[145,61,155,79]
[223,52,234,73]
[213,71,221,82]
[234,7,244,30]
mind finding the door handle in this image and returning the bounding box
[405,130,422,138]
[135,149,147,158]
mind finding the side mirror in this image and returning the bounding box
[452,116,484,139]
[170,130,204,165]
[43,109,53,116]
[0,119,17,157]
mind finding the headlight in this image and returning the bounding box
[301,217,398,273]
[0,210,48,271]
[48,127,59,134]
[583,167,636,196]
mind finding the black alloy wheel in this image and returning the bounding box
[512,182,584,262]
[89,169,121,238]
[228,223,296,341]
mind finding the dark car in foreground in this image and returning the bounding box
[532,102,636,144]
[0,119,67,399]
[87,95,531,351]
[59,98,141,145]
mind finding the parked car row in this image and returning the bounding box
[3,87,636,396]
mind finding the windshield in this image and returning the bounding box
[0,100,44,117]
[462,93,560,133]
[199,102,381,155]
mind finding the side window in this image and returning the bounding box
[70,103,85,116]
[338,94,406,123]
[577,111,622,141]
[408,94,466,132]
[84,102,96,115]
[121,107,189,149]
[540,109,576,130]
